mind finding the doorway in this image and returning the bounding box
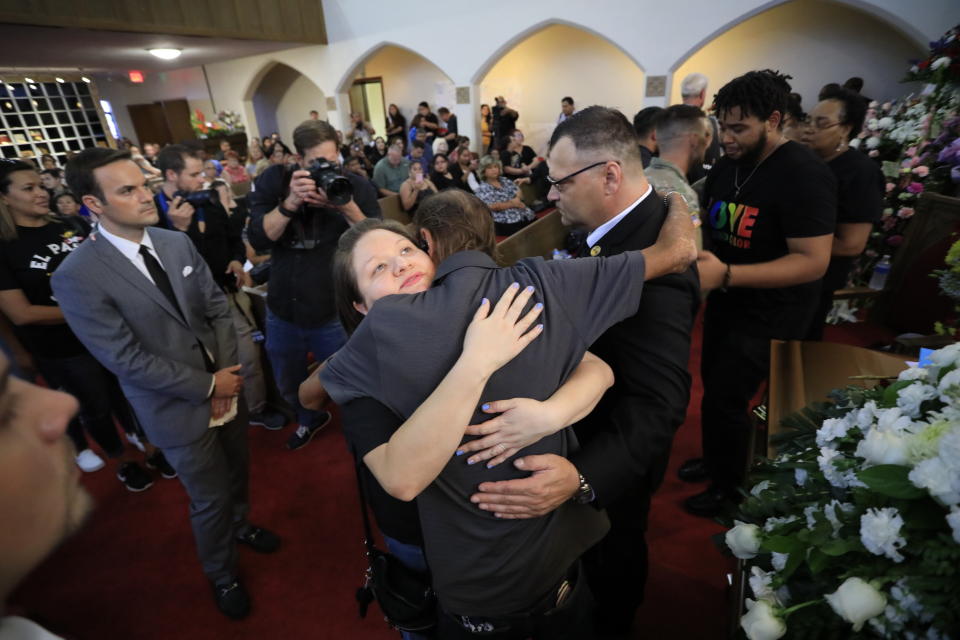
[349,78,386,140]
[127,98,192,147]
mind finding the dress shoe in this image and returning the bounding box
[213,579,250,619]
[683,484,737,518]
[677,457,711,483]
[236,525,281,553]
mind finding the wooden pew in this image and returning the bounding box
[496,210,568,266]
[378,194,410,225]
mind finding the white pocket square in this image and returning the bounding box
[182,266,193,277]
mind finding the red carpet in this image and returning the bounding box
[16,312,892,638]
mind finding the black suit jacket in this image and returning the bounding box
[571,189,700,507]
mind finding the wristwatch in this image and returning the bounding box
[278,203,299,218]
[572,472,595,505]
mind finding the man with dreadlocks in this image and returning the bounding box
[679,70,837,517]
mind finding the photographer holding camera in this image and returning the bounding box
[155,145,286,431]
[248,119,380,450]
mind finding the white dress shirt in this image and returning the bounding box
[585,184,652,248]
[95,223,164,283]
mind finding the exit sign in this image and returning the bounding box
[129,70,144,83]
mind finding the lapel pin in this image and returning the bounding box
[590,245,602,257]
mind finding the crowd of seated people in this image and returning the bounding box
[0,68,897,639]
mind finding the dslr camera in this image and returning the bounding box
[174,189,218,208]
[306,159,353,206]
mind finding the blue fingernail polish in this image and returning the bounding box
[482,403,490,411]
[537,323,544,330]
[534,302,543,310]
[467,459,476,465]
[456,450,464,456]
[510,282,519,288]
[525,285,534,293]
[486,462,494,469]
[481,297,488,306]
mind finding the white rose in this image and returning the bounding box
[749,566,775,601]
[849,137,862,149]
[930,343,960,369]
[860,507,907,562]
[875,407,912,433]
[896,384,937,418]
[865,136,881,150]
[816,417,851,446]
[932,56,952,70]
[741,599,786,640]
[794,468,808,486]
[855,428,911,467]
[947,507,960,545]
[750,480,772,497]
[937,368,960,404]
[726,521,761,559]
[826,577,887,631]
[771,552,789,572]
[908,457,960,505]
[818,446,848,488]
[877,117,894,129]
[898,366,929,382]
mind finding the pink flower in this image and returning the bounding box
[869,150,880,157]
[897,207,915,219]
[886,182,895,193]
[907,181,924,194]
[905,146,918,157]
[914,165,930,178]
[886,234,904,247]
[882,216,898,231]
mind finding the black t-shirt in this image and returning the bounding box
[429,171,456,191]
[821,148,885,290]
[703,141,837,337]
[448,164,474,193]
[0,218,90,358]
[503,146,537,170]
[496,109,518,140]
[247,164,381,327]
[342,397,424,545]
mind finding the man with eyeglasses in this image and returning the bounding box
[469,106,700,638]
[679,70,836,517]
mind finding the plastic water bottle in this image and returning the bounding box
[868,255,891,290]
[552,248,571,260]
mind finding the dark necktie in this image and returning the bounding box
[139,244,185,319]
[138,244,215,373]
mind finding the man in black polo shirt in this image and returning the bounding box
[679,70,837,516]
[248,119,380,450]
[492,96,519,151]
[154,145,286,432]
[470,106,701,637]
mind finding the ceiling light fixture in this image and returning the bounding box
[81,76,91,83]
[23,77,34,83]
[55,76,65,83]
[148,48,182,60]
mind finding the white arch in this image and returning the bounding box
[334,41,456,95]
[243,59,321,101]
[470,18,646,85]
[667,0,928,73]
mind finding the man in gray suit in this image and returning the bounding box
[52,148,279,619]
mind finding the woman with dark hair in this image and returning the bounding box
[429,153,456,191]
[318,190,694,637]
[0,160,173,488]
[386,103,407,151]
[480,103,492,152]
[53,191,81,217]
[398,162,438,214]
[366,136,388,166]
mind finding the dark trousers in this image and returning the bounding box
[582,481,655,635]
[35,352,127,458]
[161,399,250,584]
[806,257,854,341]
[700,302,771,490]
[437,563,594,640]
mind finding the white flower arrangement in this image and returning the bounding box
[727,343,960,639]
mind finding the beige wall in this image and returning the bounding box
[251,63,327,143]
[95,67,213,145]
[670,0,924,110]
[479,24,646,156]
[355,46,454,139]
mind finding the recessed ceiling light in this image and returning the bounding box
[148,48,182,60]
[55,77,65,83]
[81,76,91,83]
[23,77,34,83]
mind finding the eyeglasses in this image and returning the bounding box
[546,161,611,192]
[807,118,843,132]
